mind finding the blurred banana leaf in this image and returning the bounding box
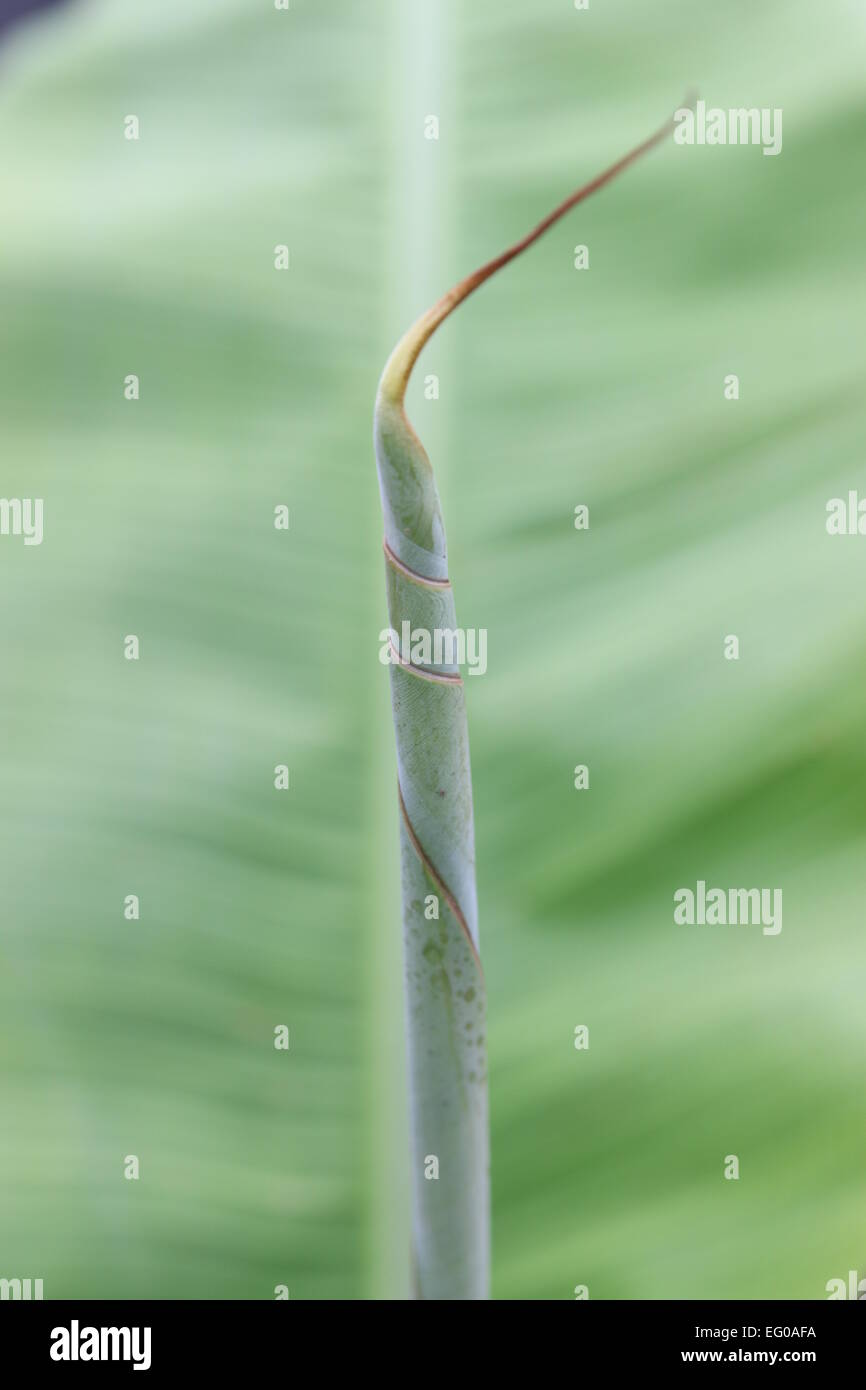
[1,0,865,1299]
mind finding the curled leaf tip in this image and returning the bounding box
[377,99,689,414]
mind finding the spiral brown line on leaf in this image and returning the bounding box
[397,781,484,980]
[388,637,464,686]
[383,539,452,590]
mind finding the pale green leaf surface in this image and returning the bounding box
[0,0,864,1299]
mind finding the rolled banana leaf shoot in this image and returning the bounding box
[373,106,684,1300]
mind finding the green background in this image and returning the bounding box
[1,0,864,1299]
